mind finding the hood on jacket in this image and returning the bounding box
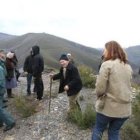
[32,45,40,56]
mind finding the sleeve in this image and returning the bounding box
[0,68,5,88]
[95,62,111,97]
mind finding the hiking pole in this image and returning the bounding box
[48,77,52,113]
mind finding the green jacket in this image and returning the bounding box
[0,60,7,94]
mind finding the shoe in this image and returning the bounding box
[3,99,8,103]
[3,122,15,132]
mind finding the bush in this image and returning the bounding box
[121,91,140,139]
[78,65,96,88]
[121,123,140,140]
[132,92,140,129]
[14,96,38,118]
[67,105,96,129]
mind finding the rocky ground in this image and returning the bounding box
[0,73,97,140]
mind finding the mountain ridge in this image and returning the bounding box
[0,32,140,72]
[0,32,102,71]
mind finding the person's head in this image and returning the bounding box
[0,50,6,61]
[6,51,14,59]
[103,41,127,63]
[59,54,69,68]
[31,45,40,56]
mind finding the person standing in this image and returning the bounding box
[0,50,15,131]
[5,52,17,98]
[0,50,7,107]
[50,54,82,114]
[31,45,44,100]
[23,50,36,95]
[11,51,20,82]
[92,41,133,140]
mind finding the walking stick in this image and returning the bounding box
[48,77,52,113]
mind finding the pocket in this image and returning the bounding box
[95,96,106,111]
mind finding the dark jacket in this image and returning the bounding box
[31,46,44,77]
[23,55,33,73]
[53,62,82,96]
[5,58,15,80]
[0,60,7,94]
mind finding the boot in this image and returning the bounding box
[7,89,14,98]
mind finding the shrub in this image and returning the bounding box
[132,92,140,129]
[14,96,38,118]
[67,105,96,129]
[78,65,96,88]
[121,91,140,139]
[121,123,140,140]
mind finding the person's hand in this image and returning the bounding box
[64,85,69,91]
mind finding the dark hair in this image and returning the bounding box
[104,41,128,63]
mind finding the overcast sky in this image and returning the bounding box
[0,0,140,48]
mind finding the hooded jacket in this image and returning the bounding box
[31,46,44,77]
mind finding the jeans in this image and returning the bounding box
[92,113,128,140]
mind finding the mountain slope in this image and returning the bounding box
[126,45,140,67]
[0,33,102,71]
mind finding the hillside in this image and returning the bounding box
[126,45,140,67]
[0,32,102,72]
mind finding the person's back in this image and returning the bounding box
[31,46,44,77]
[92,41,133,140]
[96,59,132,117]
[31,45,44,100]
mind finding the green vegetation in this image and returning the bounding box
[78,65,96,88]
[14,96,38,118]
[121,90,140,140]
[67,105,96,129]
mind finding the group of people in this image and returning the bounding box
[0,40,133,140]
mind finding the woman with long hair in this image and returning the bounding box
[92,41,133,140]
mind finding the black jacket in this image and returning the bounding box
[32,46,44,77]
[53,63,82,96]
[23,55,33,73]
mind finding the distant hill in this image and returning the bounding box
[0,32,102,72]
[1,32,139,73]
[125,45,140,68]
[0,33,17,41]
